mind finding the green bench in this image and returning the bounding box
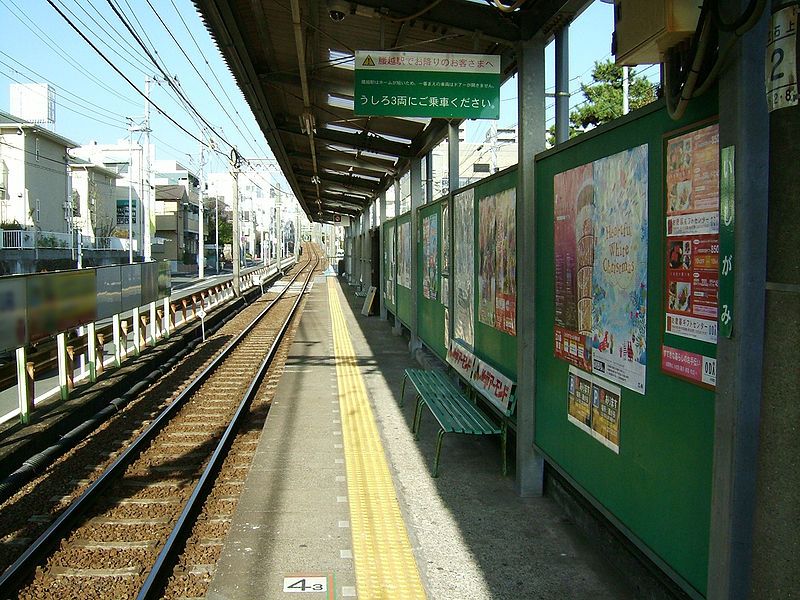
[400,368,508,477]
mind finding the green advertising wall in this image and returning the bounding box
[395,212,413,327]
[533,96,718,596]
[471,169,518,379]
[417,200,447,359]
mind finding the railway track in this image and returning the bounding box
[0,245,324,599]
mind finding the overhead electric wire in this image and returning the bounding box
[56,0,155,77]
[146,0,269,161]
[0,0,140,108]
[0,51,130,122]
[45,0,208,149]
[0,64,127,131]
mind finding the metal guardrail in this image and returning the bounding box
[0,230,137,251]
[0,257,297,427]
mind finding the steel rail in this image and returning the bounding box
[138,251,321,599]
[0,254,316,595]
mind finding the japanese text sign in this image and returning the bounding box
[354,51,500,119]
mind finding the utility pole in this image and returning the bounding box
[230,149,241,295]
[197,143,205,278]
[622,66,630,115]
[127,123,134,264]
[143,76,152,262]
[276,190,282,270]
[750,2,800,596]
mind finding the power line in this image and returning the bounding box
[0,51,130,122]
[45,0,209,150]
[0,0,140,109]
[56,0,155,77]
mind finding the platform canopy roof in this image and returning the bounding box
[193,0,585,222]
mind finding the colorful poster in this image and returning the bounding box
[566,366,621,453]
[665,124,720,344]
[590,376,621,453]
[477,195,497,327]
[567,366,593,435]
[397,221,412,289]
[441,202,450,273]
[454,188,475,347]
[422,213,438,300]
[553,163,594,371]
[590,145,648,394]
[385,222,396,304]
[494,189,516,335]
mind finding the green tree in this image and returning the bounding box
[548,59,656,145]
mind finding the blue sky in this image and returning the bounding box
[0,1,632,177]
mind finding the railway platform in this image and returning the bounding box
[207,274,637,600]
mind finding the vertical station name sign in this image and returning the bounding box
[354,51,500,119]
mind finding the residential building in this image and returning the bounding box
[69,157,119,239]
[153,184,200,273]
[0,109,75,233]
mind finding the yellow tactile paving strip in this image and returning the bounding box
[328,278,427,600]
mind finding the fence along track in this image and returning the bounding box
[0,246,322,599]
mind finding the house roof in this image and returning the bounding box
[0,109,79,149]
[68,156,120,179]
[156,184,190,201]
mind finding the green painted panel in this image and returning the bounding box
[472,169,518,380]
[534,97,718,596]
[418,201,446,359]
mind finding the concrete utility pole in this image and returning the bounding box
[197,143,205,278]
[127,123,134,264]
[750,2,800,596]
[276,190,282,270]
[143,76,152,262]
[230,149,241,295]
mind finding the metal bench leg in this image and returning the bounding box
[501,423,508,476]
[400,374,407,407]
[412,396,424,440]
[432,429,445,477]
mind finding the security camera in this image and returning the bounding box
[328,0,348,21]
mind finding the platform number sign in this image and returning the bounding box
[766,5,799,112]
[283,576,328,593]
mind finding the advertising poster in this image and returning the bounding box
[0,276,28,353]
[422,213,438,300]
[590,376,621,453]
[385,222,396,304]
[567,365,593,435]
[454,188,475,346]
[398,221,411,289]
[665,124,720,344]
[441,202,450,273]
[494,189,517,335]
[590,145,648,394]
[553,163,594,371]
[566,366,621,453]
[477,195,497,327]
[473,358,514,414]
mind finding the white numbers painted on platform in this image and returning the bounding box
[766,6,799,112]
[283,576,328,593]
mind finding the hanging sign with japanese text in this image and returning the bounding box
[354,51,500,119]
